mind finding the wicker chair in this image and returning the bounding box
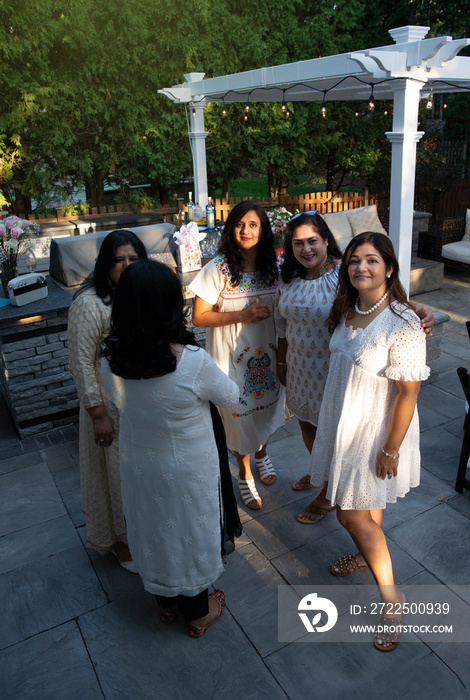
[418,216,466,263]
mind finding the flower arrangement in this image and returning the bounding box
[0,216,43,295]
[266,207,293,246]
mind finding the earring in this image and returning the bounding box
[387,274,391,278]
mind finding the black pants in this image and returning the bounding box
[155,589,209,621]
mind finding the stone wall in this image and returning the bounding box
[0,310,79,437]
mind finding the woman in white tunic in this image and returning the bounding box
[102,260,239,637]
[68,229,147,571]
[190,201,284,510]
[309,232,429,651]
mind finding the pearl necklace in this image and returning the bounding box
[354,291,389,316]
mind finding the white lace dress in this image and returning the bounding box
[101,346,239,597]
[189,256,285,454]
[274,263,339,425]
[309,303,430,510]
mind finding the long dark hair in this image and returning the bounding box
[281,212,342,283]
[328,231,415,332]
[218,200,278,285]
[74,229,148,303]
[102,260,196,379]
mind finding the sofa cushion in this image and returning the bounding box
[320,211,353,242]
[441,240,470,264]
[463,209,470,242]
[346,204,387,236]
[50,223,176,286]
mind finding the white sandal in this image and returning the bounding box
[255,456,276,485]
[238,478,262,509]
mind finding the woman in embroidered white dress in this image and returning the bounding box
[275,213,433,525]
[68,229,147,572]
[102,261,239,638]
[309,232,429,651]
[190,200,285,510]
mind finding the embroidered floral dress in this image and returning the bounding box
[189,256,285,454]
[101,346,239,596]
[309,303,430,510]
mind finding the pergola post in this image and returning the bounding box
[386,78,424,296]
[184,73,209,209]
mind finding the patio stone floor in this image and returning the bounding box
[1,268,469,700]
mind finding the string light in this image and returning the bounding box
[281,90,287,112]
[245,102,250,112]
[321,91,327,118]
[426,86,433,110]
[191,103,196,118]
[244,113,248,121]
[286,108,290,117]
[222,106,226,116]
[368,84,375,112]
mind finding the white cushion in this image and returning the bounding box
[463,209,470,242]
[346,204,387,236]
[320,211,353,241]
[441,240,470,264]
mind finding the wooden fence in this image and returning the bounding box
[214,190,389,221]
[25,189,390,224]
[421,179,470,220]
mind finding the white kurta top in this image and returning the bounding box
[309,303,430,510]
[274,264,339,425]
[102,346,239,596]
[189,256,285,454]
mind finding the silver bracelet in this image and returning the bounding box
[381,447,399,459]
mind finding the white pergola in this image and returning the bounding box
[159,25,470,292]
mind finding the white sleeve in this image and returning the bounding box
[274,284,287,338]
[188,259,224,306]
[385,309,430,382]
[193,349,239,407]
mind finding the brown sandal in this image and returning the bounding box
[330,554,369,576]
[292,474,312,491]
[374,615,403,652]
[296,502,335,524]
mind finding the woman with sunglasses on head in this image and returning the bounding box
[275,212,433,525]
[190,200,285,511]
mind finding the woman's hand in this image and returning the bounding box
[242,301,272,323]
[417,306,434,336]
[87,405,114,447]
[376,451,399,480]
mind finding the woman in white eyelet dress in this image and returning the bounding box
[309,232,429,652]
[275,212,433,525]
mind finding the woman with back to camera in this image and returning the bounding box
[68,229,147,572]
[275,212,434,525]
[309,232,429,651]
[102,260,239,637]
[190,200,285,510]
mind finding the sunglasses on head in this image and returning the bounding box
[291,210,317,222]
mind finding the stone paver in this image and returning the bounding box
[1,269,469,698]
